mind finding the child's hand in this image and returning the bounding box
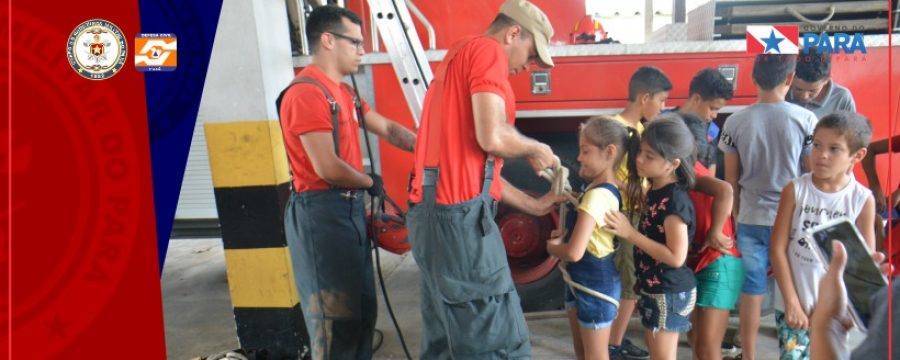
[604,210,635,241]
[705,231,734,252]
[546,229,564,254]
[549,228,567,242]
[785,302,810,330]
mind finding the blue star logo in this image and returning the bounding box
[761,29,784,53]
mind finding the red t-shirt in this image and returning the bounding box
[278,65,370,192]
[409,36,515,204]
[687,163,740,272]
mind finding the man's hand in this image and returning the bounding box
[811,241,852,330]
[527,143,558,175]
[811,242,892,360]
[530,191,565,216]
[367,174,384,197]
[604,210,637,241]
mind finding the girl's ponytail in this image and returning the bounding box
[623,127,643,218]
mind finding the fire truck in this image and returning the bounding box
[176,0,900,312]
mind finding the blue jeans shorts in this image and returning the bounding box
[736,223,772,295]
[638,288,696,333]
[564,252,621,329]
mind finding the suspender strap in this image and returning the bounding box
[481,159,495,196]
[421,37,496,206]
[275,76,342,158]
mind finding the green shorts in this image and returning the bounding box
[695,254,743,310]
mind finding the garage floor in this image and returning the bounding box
[162,239,861,360]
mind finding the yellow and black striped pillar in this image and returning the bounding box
[199,0,307,357]
[205,120,305,357]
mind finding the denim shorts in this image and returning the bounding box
[736,223,772,295]
[638,288,696,333]
[564,252,621,329]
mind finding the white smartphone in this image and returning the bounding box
[807,218,887,332]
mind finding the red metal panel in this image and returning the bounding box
[511,52,758,107]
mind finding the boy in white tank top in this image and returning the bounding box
[770,112,876,359]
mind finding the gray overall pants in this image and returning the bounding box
[285,189,376,360]
[407,160,532,359]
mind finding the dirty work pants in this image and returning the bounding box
[285,190,376,360]
[408,193,532,359]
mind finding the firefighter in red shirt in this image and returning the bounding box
[276,6,416,360]
[407,0,563,357]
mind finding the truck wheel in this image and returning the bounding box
[495,198,563,312]
[516,266,564,312]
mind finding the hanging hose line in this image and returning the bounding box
[350,74,413,360]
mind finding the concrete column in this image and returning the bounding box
[198,0,306,357]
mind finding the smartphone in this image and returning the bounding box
[807,219,887,332]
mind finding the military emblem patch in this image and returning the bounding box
[67,19,127,80]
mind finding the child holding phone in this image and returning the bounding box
[770,112,877,359]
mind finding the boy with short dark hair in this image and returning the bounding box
[771,112,876,359]
[607,65,672,360]
[787,51,856,119]
[718,54,818,360]
[678,68,734,174]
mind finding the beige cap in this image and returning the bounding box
[500,0,554,68]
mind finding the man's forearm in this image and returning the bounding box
[499,178,539,215]
[320,163,372,189]
[483,124,542,159]
[385,122,416,153]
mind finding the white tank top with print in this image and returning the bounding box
[774,173,870,315]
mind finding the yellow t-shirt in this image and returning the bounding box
[577,186,620,258]
[612,114,644,210]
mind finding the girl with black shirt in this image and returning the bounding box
[605,116,698,360]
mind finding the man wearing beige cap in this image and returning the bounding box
[406,0,563,358]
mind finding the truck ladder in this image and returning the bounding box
[366,0,433,127]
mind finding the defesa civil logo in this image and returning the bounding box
[135,33,177,72]
[66,19,127,80]
[746,25,867,55]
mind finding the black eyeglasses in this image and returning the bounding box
[327,32,364,49]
